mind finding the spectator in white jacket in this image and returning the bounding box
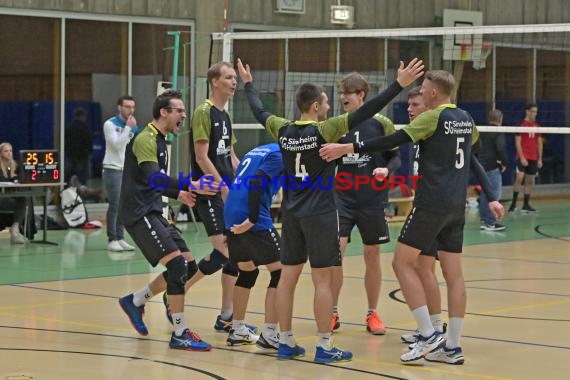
[103,95,139,252]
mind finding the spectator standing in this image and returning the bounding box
[65,108,92,184]
[478,109,508,231]
[102,96,139,252]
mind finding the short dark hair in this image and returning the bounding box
[526,103,538,111]
[117,95,135,106]
[488,109,503,125]
[73,107,87,120]
[407,86,422,99]
[296,83,326,113]
[152,90,183,119]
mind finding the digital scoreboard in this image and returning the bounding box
[19,150,61,184]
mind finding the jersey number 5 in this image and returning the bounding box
[294,153,308,179]
[455,137,465,169]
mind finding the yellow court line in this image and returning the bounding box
[0,297,110,312]
[0,310,136,334]
[394,362,514,380]
[475,298,570,316]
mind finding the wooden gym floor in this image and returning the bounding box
[1,199,569,379]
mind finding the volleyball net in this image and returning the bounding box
[209,23,570,186]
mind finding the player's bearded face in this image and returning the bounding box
[119,100,135,119]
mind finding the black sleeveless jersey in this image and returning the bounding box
[403,104,479,213]
[336,114,396,209]
[190,99,236,182]
[265,114,349,217]
[120,123,169,226]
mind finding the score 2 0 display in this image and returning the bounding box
[19,150,61,184]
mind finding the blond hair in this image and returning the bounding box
[425,70,455,96]
[207,61,234,87]
[0,142,17,178]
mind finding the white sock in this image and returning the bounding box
[367,308,376,316]
[332,305,339,315]
[172,312,188,336]
[263,323,278,337]
[279,330,295,347]
[430,313,444,332]
[233,319,246,332]
[317,332,332,350]
[132,286,153,307]
[220,308,233,320]
[446,317,464,349]
[412,305,435,338]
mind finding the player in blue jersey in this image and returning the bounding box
[223,143,284,350]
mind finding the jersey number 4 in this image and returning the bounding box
[294,153,308,179]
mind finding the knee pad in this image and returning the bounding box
[235,268,259,289]
[187,260,198,279]
[222,260,239,277]
[166,255,188,295]
[268,269,281,288]
[198,249,228,275]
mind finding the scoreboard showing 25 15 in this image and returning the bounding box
[19,149,61,184]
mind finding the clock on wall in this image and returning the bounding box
[19,149,61,184]
[276,0,305,14]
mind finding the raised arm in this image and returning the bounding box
[347,58,424,129]
[237,58,273,126]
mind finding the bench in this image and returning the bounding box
[386,195,414,222]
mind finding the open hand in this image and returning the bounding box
[396,58,425,87]
[191,176,220,196]
[237,58,253,83]
[489,201,505,221]
[177,190,196,207]
[372,167,389,179]
[230,218,254,234]
[319,143,354,162]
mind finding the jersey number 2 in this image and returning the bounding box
[234,157,252,185]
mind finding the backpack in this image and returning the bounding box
[60,186,88,227]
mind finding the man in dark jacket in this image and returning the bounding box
[477,109,508,231]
